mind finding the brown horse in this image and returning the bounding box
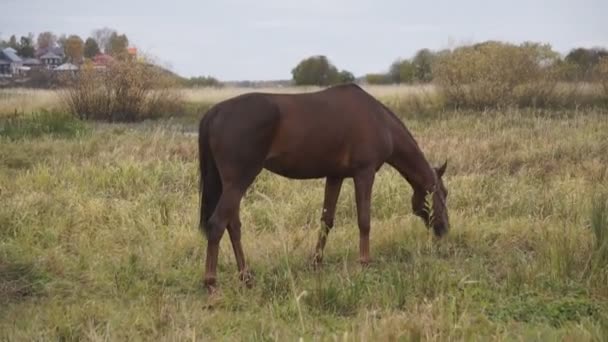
[198,83,449,292]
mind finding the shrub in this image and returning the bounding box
[365,73,392,85]
[184,76,223,88]
[596,57,608,101]
[61,59,183,122]
[434,41,562,109]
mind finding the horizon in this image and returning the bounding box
[1,0,606,81]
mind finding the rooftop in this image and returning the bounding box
[1,48,22,63]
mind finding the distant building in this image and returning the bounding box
[54,63,79,71]
[39,51,63,69]
[0,48,23,76]
[0,59,10,77]
[93,53,114,67]
[23,58,42,67]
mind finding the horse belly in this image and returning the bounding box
[263,148,353,179]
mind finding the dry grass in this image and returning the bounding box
[0,89,64,117]
[2,82,605,123]
[1,104,607,340]
[178,84,437,104]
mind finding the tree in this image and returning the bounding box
[57,34,68,51]
[389,59,415,84]
[92,27,115,53]
[108,32,129,58]
[291,55,341,86]
[565,47,608,80]
[84,38,100,58]
[412,48,436,82]
[64,35,84,63]
[8,35,18,50]
[338,70,355,83]
[37,31,57,52]
[365,73,391,85]
[187,76,223,87]
[18,35,35,58]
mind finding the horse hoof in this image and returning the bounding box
[239,270,255,288]
[311,255,323,270]
[359,259,372,268]
[204,277,218,294]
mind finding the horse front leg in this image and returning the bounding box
[354,169,375,266]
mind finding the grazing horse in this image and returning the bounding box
[198,83,449,292]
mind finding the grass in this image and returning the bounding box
[0,111,89,140]
[0,89,608,340]
[0,89,64,117]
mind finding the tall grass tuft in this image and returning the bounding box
[590,193,608,269]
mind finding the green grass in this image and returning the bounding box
[0,111,89,140]
[1,107,608,340]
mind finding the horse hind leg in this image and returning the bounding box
[312,177,344,267]
[227,213,254,288]
[203,186,245,293]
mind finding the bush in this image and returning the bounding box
[434,41,562,109]
[365,73,392,85]
[184,76,223,88]
[61,59,183,122]
[596,57,608,101]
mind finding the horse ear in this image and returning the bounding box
[436,160,447,178]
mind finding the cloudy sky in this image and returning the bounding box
[1,0,606,80]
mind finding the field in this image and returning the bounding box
[1,87,608,340]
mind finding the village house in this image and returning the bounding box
[39,51,63,69]
[0,48,46,77]
[0,46,139,77]
[0,48,23,77]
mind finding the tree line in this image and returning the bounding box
[291,43,608,86]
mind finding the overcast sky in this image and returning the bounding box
[1,0,606,80]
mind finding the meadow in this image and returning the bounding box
[1,87,608,340]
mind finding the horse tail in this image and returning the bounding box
[199,108,222,238]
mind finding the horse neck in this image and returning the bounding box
[387,121,436,192]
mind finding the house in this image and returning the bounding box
[54,63,79,72]
[39,51,63,69]
[92,53,114,70]
[23,57,42,69]
[0,48,23,77]
[0,59,10,77]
